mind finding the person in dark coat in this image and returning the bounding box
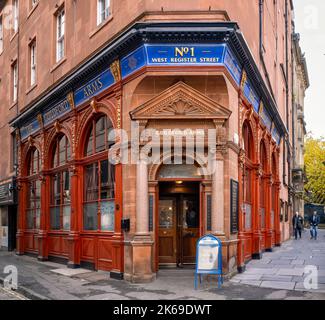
[292,211,304,240]
[309,211,320,240]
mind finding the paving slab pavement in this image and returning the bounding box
[0,230,324,300]
[231,229,325,294]
[0,250,324,300]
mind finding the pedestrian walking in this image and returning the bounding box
[309,211,320,240]
[292,211,304,240]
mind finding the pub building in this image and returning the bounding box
[10,22,285,282]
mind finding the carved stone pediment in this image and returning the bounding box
[130,82,232,121]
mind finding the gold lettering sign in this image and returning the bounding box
[83,78,103,98]
[175,47,195,57]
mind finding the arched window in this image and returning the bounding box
[242,121,254,161]
[242,121,254,230]
[50,135,71,231]
[83,115,115,231]
[26,148,41,230]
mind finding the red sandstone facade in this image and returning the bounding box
[0,0,295,282]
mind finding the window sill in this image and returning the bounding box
[10,31,18,43]
[50,57,67,73]
[27,2,39,19]
[26,83,37,95]
[89,15,113,39]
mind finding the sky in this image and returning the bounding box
[294,0,325,139]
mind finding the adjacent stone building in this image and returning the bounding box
[291,31,309,219]
[0,0,306,282]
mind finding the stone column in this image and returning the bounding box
[252,166,262,259]
[38,174,49,261]
[136,155,149,235]
[67,165,81,269]
[126,153,155,283]
[211,156,225,236]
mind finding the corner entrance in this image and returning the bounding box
[158,182,200,268]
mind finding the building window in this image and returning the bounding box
[26,148,41,230]
[83,115,115,231]
[30,40,36,86]
[242,121,254,230]
[12,61,18,102]
[56,7,65,62]
[50,135,71,231]
[97,0,110,25]
[13,0,19,33]
[0,15,3,52]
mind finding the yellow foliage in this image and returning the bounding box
[304,136,325,205]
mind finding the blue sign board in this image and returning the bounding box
[74,68,115,107]
[146,44,225,65]
[20,118,41,140]
[121,44,243,85]
[194,234,223,289]
[272,127,281,145]
[43,98,72,126]
[121,46,147,79]
[260,105,272,131]
[224,48,242,85]
[243,78,260,113]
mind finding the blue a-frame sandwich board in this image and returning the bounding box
[194,234,223,289]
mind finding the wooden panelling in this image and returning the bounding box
[81,237,95,261]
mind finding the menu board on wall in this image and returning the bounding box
[230,179,239,234]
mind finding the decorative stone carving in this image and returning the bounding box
[69,165,78,176]
[28,136,34,147]
[238,148,246,169]
[214,120,227,146]
[130,82,232,121]
[240,70,247,89]
[90,98,99,114]
[71,117,78,157]
[37,114,44,129]
[54,120,61,133]
[67,92,75,110]
[110,60,121,83]
[116,97,122,129]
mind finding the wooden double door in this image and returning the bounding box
[158,183,200,267]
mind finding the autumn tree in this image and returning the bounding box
[304,135,325,205]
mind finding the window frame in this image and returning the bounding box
[12,0,19,33]
[12,61,18,102]
[49,135,72,231]
[26,148,41,231]
[56,7,65,63]
[97,0,110,26]
[30,40,37,86]
[82,115,116,232]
